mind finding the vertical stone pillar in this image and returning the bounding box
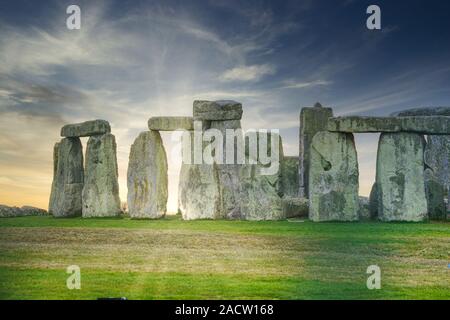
[178,130,223,220]
[424,169,446,220]
[239,132,284,220]
[49,138,84,217]
[308,131,359,221]
[376,133,428,221]
[425,135,450,214]
[299,103,333,198]
[127,131,168,219]
[48,142,60,215]
[82,133,121,217]
[179,100,243,220]
[210,119,243,219]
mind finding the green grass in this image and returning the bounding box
[0,216,449,300]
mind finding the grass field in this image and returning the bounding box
[0,215,448,300]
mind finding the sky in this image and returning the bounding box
[0,0,449,211]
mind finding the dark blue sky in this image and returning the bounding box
[1,0,449,208]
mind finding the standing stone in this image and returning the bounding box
[376,133,428,221]
[299,103,333,198]
[282,156,299,197]
[239,132,285,220]
[308,131,359,222]
[368,182,378,219]
[210,119,243,219]
[82,133,121,217]
[358,196,371,220]
[424,169,446,220]
[48,142,60,215]
[178,132,223,220]
[239,164,284,220]
[392,107,450,213]
[50,138,84,217]
[425,135,450,212]
[127,131,168,219]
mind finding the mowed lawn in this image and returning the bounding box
[0,216,448,300]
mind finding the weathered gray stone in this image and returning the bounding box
[376,133,428,221]
[61,120,111,137]
[0,205,47,217]
[209,120,243,219]
[424,169,446,220]
[282,156,299,197]
[282,197,308,218]
[48,142,60,215]
[369,182,378,219]
[178,163,223,220]
[178,132,223,220]
[82,133,121,217]
[327,116,450,135]
[299,103,333,198]
[425,135,450,212]
[239,132,285,220]
[127,131,168,219]
[244,132,284,196]
[148,117,194,131]
[239,164,284,220]
[308,131,359,222]
[50,137,84,217]
[358,196,371,220]
[194,100,243,121]
[391,107,450,117]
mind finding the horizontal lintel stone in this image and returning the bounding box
[148,117,194,131]
[61,120,111,137]
[327,116,450,135]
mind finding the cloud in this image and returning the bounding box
[220,64,276,82]
[282,79,332,89]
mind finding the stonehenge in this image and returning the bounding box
[299,105,449,222]
[47,102,449,222]
[49,120,121,218]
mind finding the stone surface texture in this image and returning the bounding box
[148,117,194,131]
[308,131,359,222]
[282,156,300,197]
[61,120,111,137]
[127,131,168,219]
[82,133,121,217]
[424,169,446,220]
[282,197,308,218]
[327,116,450,135]
[178,132,223,220]
[49,137,84,217]
[299,103,333,198]
[0,205,48,217]
[193,100,243,121]
[209,120,243,219]
[376,133,428,221]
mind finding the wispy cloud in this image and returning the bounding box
[282,79,332,89]
[220,64,276,82]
